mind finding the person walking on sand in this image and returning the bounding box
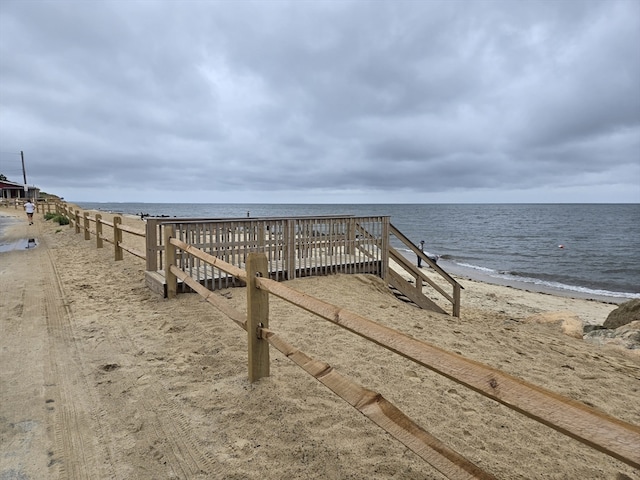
[417,240,425,268]
[24,199,35,225]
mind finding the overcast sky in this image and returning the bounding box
[1,0,639,203]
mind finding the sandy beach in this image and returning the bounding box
[1,206,638,480]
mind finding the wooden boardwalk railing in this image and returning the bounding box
[163,233,640,477]
[389,223,463,317]
[144,215,389,297]
[145,215,462,316]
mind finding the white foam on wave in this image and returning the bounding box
[454,261,640,300]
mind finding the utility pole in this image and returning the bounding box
[21,150,28,198]
[21,150,27,184]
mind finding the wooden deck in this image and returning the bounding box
[143,214,462,316]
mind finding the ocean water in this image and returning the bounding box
[76,202,640,301]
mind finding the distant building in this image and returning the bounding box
[0,179,40,200]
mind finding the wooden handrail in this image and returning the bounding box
[254,273,640,469]
[390,223,459,286]
[388,223,463,316]
[389,247,453,301]
[261,326,496,480]
[118,223,145,237]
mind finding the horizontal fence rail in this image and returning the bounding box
[54,203,146,262]
[163,235,640,476]
[0,198,57,213]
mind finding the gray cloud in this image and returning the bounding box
[0,0,638,203]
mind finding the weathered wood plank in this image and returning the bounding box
[257,275,640,469]
[118,223,145,237]
[246,253,269,382]
[113,216,123,261]
[389,247,452,302]
[170,237,246,281]
[95,214,103,249]
[390,223,457,286]
[118,243,145,260]
[169,264,246,329]
[164,225,176,299]
[262,327,495,479]
[388,268,448,314]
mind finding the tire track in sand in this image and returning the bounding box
[44,224,224,478]
[38,234,118,479]
[95,317,225,478]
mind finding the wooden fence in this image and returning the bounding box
[55,203,146,262]
[163,233,640,478]
[1,198,57,214]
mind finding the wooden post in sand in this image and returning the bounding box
[453,284,461,318]
[74,210,80,234]
[113,216,123,261]
[246,253,269,382]
[95,214,103,249]
[145,218,158,272]
[164,225,176,299]
[83,212,90,240]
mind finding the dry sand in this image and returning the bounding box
[1,207,638,480]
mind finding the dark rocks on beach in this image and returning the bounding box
[583,321,640,351]
[602,299,640,329]
[582,299,640,351]
[583,324,607,334]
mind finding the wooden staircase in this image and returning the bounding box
[387,224,462,317]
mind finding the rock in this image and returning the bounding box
[583,321,640,351]
[524,311,584,339]
[583,324,607,334]
[603,299,640,329]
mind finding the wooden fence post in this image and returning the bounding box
[246,253,270,382]
[113,216,123,261]
[381,217,390,282]
[453,284,461,318]
[284,219,296,281]
[74,210,80,233]
[164,225,177,299]
[145,218,159,272]
[83,212,90,240]
[95,214,103,249]
[346,218,355,255]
